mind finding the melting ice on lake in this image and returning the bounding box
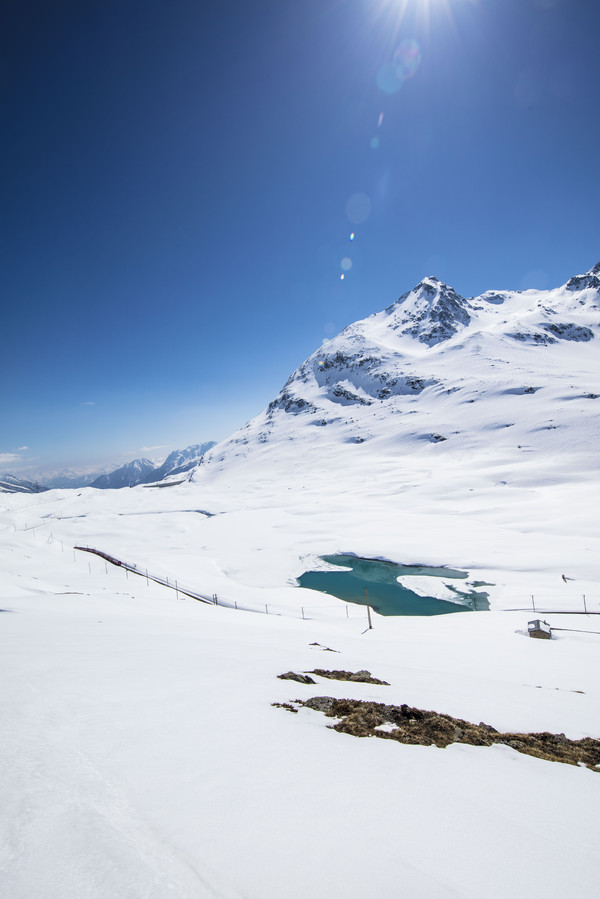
[297,554,490,616]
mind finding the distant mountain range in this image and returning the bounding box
[90,443,216,489]
[42,470,105,490]
[0,442,216,493]
[0,475,48,495]
[89,458,157,490]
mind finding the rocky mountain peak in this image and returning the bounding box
[565,263,600,292]
[383,276,472,346]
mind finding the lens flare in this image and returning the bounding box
[346,192,371,224]
[376,38,421,94]
[350,232,355,241]
[376,62,403,95]
[341,257,352,271]
[394,38,421,79]
[370,136,380,150]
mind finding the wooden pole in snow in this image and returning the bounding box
[365,589,373,629]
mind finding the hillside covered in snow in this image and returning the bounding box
[2,264,599,898]
[204,263,600,484]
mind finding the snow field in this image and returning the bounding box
[2,267,599,895]
[2,573,599,898]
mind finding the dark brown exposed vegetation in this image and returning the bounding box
[272,702,299,713]
[278,672,317,684]
[278,669,389,685]
[309,669,390,685]
[277,696,600,770]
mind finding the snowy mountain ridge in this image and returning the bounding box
[140,442,216,484]
[90,443,217,489]
[199,263,600,482]
[91,458,156,490]
[0,474,47,494]
[0,443,218,493]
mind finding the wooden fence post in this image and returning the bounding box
[365,589,373,629]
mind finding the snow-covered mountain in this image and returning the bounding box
[91,458,156,490]
[0,443,219,494]
[0,474,47,494]
[200,263,600,487]
[141,442,216,484]
[88,443,217,489]
[42,469,109,489]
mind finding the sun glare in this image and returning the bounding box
[370,0,470,70]
[376,0,470,37]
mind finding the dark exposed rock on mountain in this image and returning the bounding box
[383,277,472,345]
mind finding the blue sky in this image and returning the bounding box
[2,0,599,476]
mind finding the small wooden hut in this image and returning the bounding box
[528,619,552,640]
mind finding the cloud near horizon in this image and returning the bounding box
[0,453,22,467]
[0,445,33,469]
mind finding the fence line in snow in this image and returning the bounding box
[73,545,372,621]
[74,546,600,623]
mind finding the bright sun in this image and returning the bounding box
[377,0,466,41]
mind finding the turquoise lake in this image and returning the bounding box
[297,554,490,616]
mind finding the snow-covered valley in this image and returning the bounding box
[2,265,600,897]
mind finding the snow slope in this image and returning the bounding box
[1,531,599,899]
[1,264,600,897]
